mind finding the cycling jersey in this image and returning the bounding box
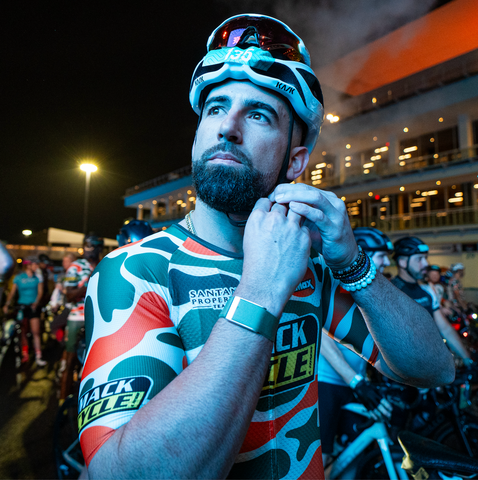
[391,276,439,317]
[78,225,379,479]
[13,272,41,305]
[64,259,92,322]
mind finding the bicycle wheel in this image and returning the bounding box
[433,420,478,457]
[355,445,411,480]
[53,394,84,479]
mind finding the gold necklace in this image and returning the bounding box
[185,210,197,235]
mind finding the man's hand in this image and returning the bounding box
[236,198,311,318]
[352,378,393,422]
[269,184,358,270]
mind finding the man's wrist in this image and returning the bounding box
[349,374,364,389]
[220,296,279,342]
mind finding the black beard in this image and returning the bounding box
[192,143,276,213]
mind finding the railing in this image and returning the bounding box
[317,147,478,189]
[349,205,478,232]
[125,165,192,197]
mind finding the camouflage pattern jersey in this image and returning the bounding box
[78,224,379,479]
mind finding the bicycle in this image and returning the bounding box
[53,327,86,479]
[325,392,410,479]
[0,305,28,386]
[399,430,478,479]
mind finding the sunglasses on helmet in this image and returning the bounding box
[207,14,311,67]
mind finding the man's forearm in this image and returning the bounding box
[89,318,273,479]
[434,310,471,361]
[351,273,454,387]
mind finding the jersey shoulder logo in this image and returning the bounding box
[293,268,316,298]
[78,376,151,432]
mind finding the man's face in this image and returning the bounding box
[371,251,390,273]
[406,253,429,280]
[427,270,441,284]
[191,81,292,213]
[455,269,464,279]
[63,256,73,271]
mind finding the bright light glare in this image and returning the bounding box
[22,229,33,236]
[80,163,98,173]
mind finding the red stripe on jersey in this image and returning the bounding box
[328,288,355,337]
[239,378,318,453]
[183,237,222,256]
[116,239,142,250]
[80,425,115,467]
[369,344,379,366]
[82,291,172,379]
[298,444,323,479]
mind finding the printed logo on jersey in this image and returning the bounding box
[78,376,151,432]
[293,268,316,298]
[261,315,318,396]
[188,287,235,310]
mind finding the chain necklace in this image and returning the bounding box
[185,210,197,236]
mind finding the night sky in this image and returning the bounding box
[2,0,446,244]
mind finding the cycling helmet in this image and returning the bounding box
[353,227,393,253]
[83,233,104,248]
[189,14,324,154]
[393,237,429,260]
[450,263,464,272]
[38,253,52,265]
[428,265,441,272]
[117,219,154,247]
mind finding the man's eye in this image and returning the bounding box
[208,106,220,115]
[252,113,265,121]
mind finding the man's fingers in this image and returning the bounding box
[288,202,334,231]
[287,208,304,225]
[253,198,273,212]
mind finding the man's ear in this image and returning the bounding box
[286,146,309,181]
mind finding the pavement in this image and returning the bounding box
[0,340,64,479]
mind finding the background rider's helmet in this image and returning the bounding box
[353,227,393,253]
[189,14,324,153]
[117,219,154,247]
[38,253,52,266]
[23,256,39,266]
[393,237,429,260]
[428,265,441,272]
[83,233,104,259]
[450,263,464,272]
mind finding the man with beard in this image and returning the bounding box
[392,236,471,365]
[59,234,103,404]
[79,15,454,480]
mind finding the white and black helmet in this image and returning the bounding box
[189,14,324,153]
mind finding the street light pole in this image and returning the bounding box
[80,163,98,235]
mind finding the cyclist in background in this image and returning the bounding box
[59,235,103,404]
[318,227,394,467]
[3,256,46,366]
[117,219,154,247]
[446,263,469,313]
[392,237,473,366]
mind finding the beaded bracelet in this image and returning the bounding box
[341,261,377,291]
[331,246,367,279]
[331,246,377,291]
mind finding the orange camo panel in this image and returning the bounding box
[82,291,172,379]
[80,425,115,467]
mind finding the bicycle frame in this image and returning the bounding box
[328,403,408,480]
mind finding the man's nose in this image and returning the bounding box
[218,112,243,143]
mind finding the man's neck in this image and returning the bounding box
[398,269,417,284]
[179,199,246,254]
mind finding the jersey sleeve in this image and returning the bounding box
[77,245,187,467]
[314,254,379,366]
[420,284,440,311]
[63,264,80,288]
